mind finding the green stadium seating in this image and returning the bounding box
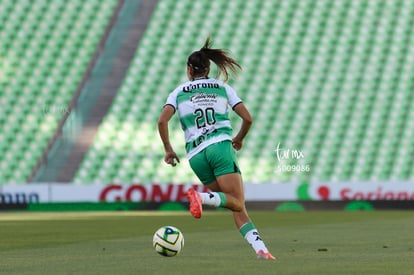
[72,0,414,184]
[0,0,118,183]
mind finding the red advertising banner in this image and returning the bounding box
[0,181,413,204]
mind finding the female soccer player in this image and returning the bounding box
[158,37,275,260]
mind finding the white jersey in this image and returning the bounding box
[165,78,242,159]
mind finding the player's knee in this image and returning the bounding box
[232,198,245,212]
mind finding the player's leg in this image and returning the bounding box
[201,179,243,212]
[187,142,243,213]
[186,178,233,218]
[186,149,223,218]
[187,175,275,259]
[187,141,274,259]
[215,173,275,259]
[187,140,253,217]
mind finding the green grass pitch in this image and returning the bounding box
[0,210,413,274]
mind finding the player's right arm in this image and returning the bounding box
[158,105,180,166]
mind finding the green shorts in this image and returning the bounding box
[189,140,241,185]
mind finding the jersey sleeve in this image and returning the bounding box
[164,89,179,111]
[225,84,242,109]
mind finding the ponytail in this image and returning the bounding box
[187,37,242,82]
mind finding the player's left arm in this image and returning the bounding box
[158,105,180,166]
[225,83,253,151]
[232,103,253,151]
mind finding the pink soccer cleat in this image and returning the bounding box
[186,188,202,219]
[257,250,276,260]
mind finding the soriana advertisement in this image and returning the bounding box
[0,181,413,203]
[304,181,414,201]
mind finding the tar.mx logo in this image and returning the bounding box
[275,142,305,162]
[274,142,310,173]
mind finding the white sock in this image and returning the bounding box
[239,221,269,253]
[245,229,268,253]
[199,192,225,207]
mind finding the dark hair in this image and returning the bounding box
[187,37,241,82]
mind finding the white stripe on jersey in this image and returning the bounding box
[177,96,230,117]
[184,120,232,142]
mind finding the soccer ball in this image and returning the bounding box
[153,226,184,257]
